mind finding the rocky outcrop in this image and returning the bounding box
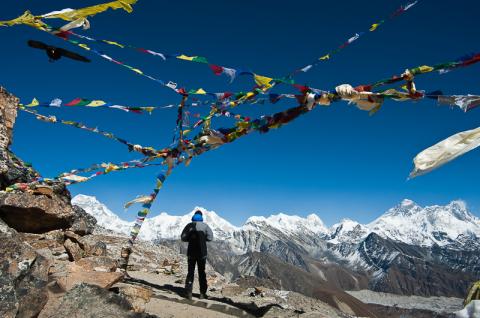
[0,87,37,189]
[0,219,50,318]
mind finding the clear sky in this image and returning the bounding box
[2,0,479,226]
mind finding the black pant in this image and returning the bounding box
[185,257,207,294]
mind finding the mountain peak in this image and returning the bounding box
[383,199,422,217]
[72,193,100,204]
[447,199,467,211]
[400,199,416,207]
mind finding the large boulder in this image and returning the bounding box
[44,283,154,318]
[0,219,50,318]
[51,262,124,292]
[0,192,77,233]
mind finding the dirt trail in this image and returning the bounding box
[126,271,253,318]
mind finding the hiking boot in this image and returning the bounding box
[199,293,207,300]
[185,290,192,300]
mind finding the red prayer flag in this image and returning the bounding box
[209,64,223,76]
[65,98,82,106]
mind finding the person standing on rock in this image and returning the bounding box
[181,210,214,300]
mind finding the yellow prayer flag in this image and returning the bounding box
[87,100,107,107]
[0,11,47,29]
[417,65,434,73]
[104,163,120,172]
[40,0,138,21]
[27,98,40,107]
[369,23,379,31]
[1,1,138,31]
[177,54,195,61]
[319,54,330,60]
[195,88,207,95]
[103,40,125,48]
[78,43,91,50]
[254,74,273,88]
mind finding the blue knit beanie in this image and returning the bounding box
[192,211,203,222]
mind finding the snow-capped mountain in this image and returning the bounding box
[324,199,480,250]
[244,213,327,235]
[72,194,327,254]
[328,218,369,244]
[367,199,480,248]
[72,194,132,235]
[72,194,237,241]
[73,194,480,251]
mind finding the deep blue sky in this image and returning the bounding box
[2,0,479,226]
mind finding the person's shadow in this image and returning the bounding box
[123,276,284,317]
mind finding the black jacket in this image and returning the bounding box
[181,221,213,259]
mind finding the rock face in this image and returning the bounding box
[0,87,37,189]
[0,87,17,145]
[0,219,50,318]
[331,232,480,297]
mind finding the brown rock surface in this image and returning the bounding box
[79,234,108,256]
[69,205,97,235]
[44,283,153,318]
[64,238,84,261]
[0,192,77,233]
[0,86,17,145]
[51,262,124,292]
[76,256,117,272]
[114,283,153,313]
[0,219,50,318]
[0,87,38,189]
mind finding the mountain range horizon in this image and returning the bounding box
[73,194,480,249]
[73,194,478,227]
